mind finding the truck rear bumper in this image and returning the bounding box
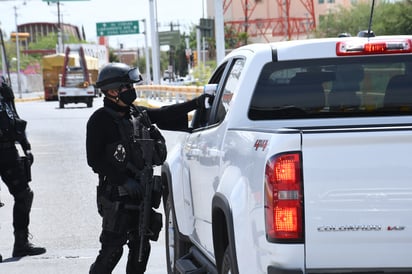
[60,95,93,102]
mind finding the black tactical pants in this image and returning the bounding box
[90,193,151,274]
[0,146,33,232]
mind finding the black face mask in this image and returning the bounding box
[118,88,137,105]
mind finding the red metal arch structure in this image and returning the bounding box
[223,0,316,42]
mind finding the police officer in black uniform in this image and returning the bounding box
[0,76,46,259]
[86,63,211,274]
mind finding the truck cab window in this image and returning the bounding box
[210,58,245,125]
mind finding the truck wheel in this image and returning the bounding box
[165,194,190,273]
[221,246,234,274]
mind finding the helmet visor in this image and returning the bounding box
[127,68,143,84]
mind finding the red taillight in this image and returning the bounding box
[336,39,412,56]
[265,152,304,242]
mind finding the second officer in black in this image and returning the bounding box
[86,62,211,274]
[0,76,46,259]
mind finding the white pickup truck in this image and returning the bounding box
[161,35,412,274]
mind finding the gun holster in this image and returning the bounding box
[151,175,163,209]
[149,209,163,241]
[18,156,31,182]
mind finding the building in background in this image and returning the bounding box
[18,22,83,44]
[206,0,364,43]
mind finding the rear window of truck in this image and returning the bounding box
[248,55,412,120]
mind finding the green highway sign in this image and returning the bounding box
[158,31,180,46]
[96,21,140,36]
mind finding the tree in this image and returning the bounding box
[136,53,147,74]
[316,1,412,38]
[108,49,119,62]
[224,26,247,49]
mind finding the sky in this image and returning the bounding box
[0,0,206,49]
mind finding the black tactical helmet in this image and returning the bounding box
[96,62,143,91]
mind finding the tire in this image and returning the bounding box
[59,100,64,109]
[165,193,190,273]
[221,246,234,274]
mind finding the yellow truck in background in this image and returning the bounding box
[41,46,99,106]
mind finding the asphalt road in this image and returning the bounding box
[0,96,185,273]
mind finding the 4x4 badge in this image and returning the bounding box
[254,139,268,151]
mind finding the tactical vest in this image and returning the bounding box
[104,106,167,182]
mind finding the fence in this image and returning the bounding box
[135,85,203,103]
[8,73,43,93]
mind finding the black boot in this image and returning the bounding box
[0,253,2,262]
[12,230,46,257]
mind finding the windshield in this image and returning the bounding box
[248,55,412,120]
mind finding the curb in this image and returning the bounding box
[15,96,44,103]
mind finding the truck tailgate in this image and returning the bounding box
[302,126,412,269]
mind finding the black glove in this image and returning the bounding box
[24,150,34,166]
[122,178,144,201]
[196,93,214,109]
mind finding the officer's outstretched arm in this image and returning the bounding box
[142,94,213,132]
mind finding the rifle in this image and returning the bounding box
[129,109,163,262]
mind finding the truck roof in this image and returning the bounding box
[225,35,412,62]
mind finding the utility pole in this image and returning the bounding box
[14,5,22,98]
[57,0,63,53]
[215,0,225,64]
[196,27,201,66]
[141,19,151,84]
[149,0,160,84]
[185,37,191,75]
